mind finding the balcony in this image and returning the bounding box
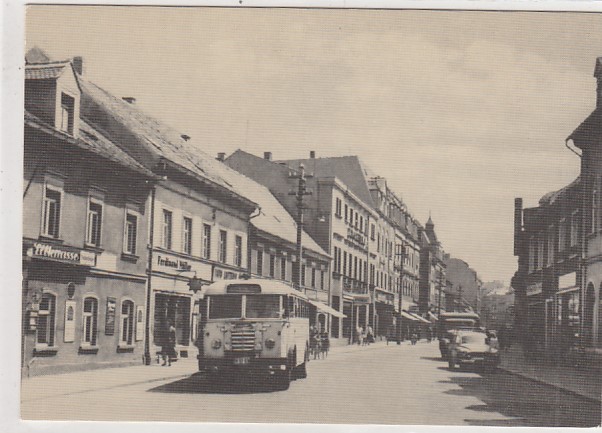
[342,276,368,294]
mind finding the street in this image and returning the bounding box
[21,342,601,426]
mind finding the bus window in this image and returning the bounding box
[246,295,281,319]
[208,295,242,319]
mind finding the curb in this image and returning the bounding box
[498,366,601,405]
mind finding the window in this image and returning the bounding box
[558,220,567,253]
[593,187,599,234]
[183,217,192,255]
[219,230,227,263]
[37,293,56,346]
[344,204,348,223]
[301,264,306,286]
[124,212,138,254]
[570,213,579,247]
[359,216,364,233]
[82,297,98,346]
[42,187,61,238]
[120,300,134,345]
[320,270,325,290]
[311,268,316,288]
[257,250,263,275]
[269,254,276,278]
[162,210,172,250]
[343,251,347,276]
[203,224,211,259]
[235,235,243,267]
[354,212,359,230]
[335,198,342,217]
[85,199,103,247]
[280,257,287,280]
[60,93,75,134]
[371,224,375,240]
[546,225,554,266]
[353,256,358,280]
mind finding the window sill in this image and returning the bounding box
[117,344,135,353]
[37,235,63,244]
[33,346,58,357]
[78,345,99,354]
[121,252,139,263]
[84,244,104,254]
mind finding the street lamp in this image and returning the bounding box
[288,164,313,292]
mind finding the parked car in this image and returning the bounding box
[437,312,481,360]
[447,330,500,372]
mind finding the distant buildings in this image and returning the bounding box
[444,256,483,314]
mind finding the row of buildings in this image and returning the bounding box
[513,57,602,362]
[22,47,478,376]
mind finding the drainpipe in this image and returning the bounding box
[143,186,156,366]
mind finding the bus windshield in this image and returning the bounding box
[209,295,242,319]
[246,295,281,319]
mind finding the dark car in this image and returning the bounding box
[447,330,500,372]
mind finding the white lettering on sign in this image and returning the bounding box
[28,242,96,266]
[157,255,192,271]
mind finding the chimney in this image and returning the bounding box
[122,97,136,104]
[264,152,272,161]
[310,151,316,159]
[514,198,523,256]
[594,57,602,108]
[216,152,226,162]
[72,56,84,75]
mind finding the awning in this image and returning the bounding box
[400,311,418,321]
[309,300,347,318]
[556,286,580,296]
[409,312,431,324]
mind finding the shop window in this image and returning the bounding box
[153,294,191,346]
[86,199,103,247]
[82,297,98,346]
[183,217,193,255]
[42,186,61,238]
[219,230,227,264]
[203,224,211,259]
[37,293,56,347]
[59,92,75,135]
[120,300,135,346]
[162,209,173,250]
[124,212,138,255]
[235,235,243,267]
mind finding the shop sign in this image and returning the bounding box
[26,242,96,266]
[346,228,366,246]
[558,272,577,290]
[155,252,212,280]
[527,282,543,296]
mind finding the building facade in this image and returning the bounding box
[444,256,483,314]
[23,52,155,376]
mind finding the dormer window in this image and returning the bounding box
[60,93,75,134]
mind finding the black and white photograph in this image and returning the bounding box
[6,2,602,430]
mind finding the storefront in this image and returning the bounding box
[374,288,395,338]
[23,240,147,376]
[526,282,545,353]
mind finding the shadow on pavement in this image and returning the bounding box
[148,372,289,394]
[442,372,601,427]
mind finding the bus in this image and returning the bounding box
[197,278,310,390]
[437,312,481,360]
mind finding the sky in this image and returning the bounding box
[25,6,602,285]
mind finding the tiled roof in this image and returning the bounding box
[274,155,375,208]
[25,110,155,177]
[79,78,255,206]
[25,62,69,80]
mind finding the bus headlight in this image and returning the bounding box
[265,338,276,349]
[211,339,222,350]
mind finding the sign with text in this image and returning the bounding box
[155,252,213,281]
[105,297,116,335]
[26,241,96,267]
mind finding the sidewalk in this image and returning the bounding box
[21,339,402,402]
[498,346,602,404]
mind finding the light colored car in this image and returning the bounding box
[447,330,500,372]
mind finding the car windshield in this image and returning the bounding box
[460,333,487,345]
[245,295,281,319]
[208,295,242,319]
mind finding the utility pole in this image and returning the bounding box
[288,164,312,291]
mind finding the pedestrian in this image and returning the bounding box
[162,321,177,366]
[426,327,432,343]
[411,332,418,345]
[356,325,364,346]
[366,324,374,345]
